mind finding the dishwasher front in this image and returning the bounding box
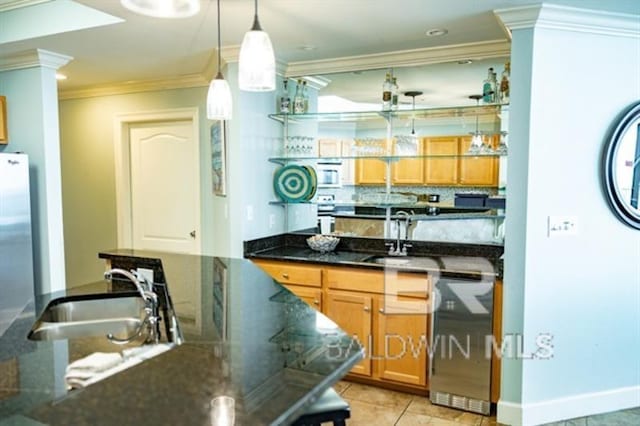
[429,277,494,414]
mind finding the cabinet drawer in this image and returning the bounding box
[386,272,431,300]
[325,267,384,293]
[253,260,322,287]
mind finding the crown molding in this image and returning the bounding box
[59,73,209,100]
[283,40,511,77]
[495,4,640,38]
[0,0,50,12]
[0,48,72,72]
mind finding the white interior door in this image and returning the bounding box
[129,120,200,254]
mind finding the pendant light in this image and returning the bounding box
[121,0,200,18]
[468,94,484,154]
[396,91,422,156]
[238,0,275,91]
[206,0,232,120]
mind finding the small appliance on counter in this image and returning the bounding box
[454,192,488,207]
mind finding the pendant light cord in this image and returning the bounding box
[411,95,416,135]
[251,0,262,31]
[216,0,223,78]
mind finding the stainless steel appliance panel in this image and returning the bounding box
[430,278,493,411]
[0,153,34,336]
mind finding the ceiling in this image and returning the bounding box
[1,0,638,101]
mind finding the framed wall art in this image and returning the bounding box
[211,121,227,196]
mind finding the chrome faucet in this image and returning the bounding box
[386,211,413,256]
[104,268,160,344]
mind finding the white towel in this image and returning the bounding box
[66,352,123,374]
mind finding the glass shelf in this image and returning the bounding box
[268,104,508,124]
[268,152,507,164]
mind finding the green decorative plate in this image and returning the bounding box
[273,165,313,203]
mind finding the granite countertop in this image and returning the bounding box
[244,233,504,280]
[0,254,362,425]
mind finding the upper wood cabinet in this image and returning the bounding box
[356,135,499,187]
[458,136,499,186]
[0,96,7,144]
[423,136,459,185]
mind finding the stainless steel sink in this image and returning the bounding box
[28,293,146,341]
[361,255,438,268]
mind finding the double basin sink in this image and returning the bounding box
[28,292,148,343]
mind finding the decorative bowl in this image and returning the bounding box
[306,235,340,253]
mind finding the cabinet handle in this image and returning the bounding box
[379,308,385,314]
[313,299,320,305]
[364,306,370,312]
[282,273,289,279]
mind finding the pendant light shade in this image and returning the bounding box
[238,0,275,91]
[207,0,232,120]
[120,0,200,18]
[207,73,233,120]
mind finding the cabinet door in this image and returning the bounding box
[325,291,373,376]
[355,158,386,185]
[459,136,499,186]
[0,96,7,144]
[284,284,322,311]
[375,295,429,387]
[423,137,458,185]
[392,159,424,185]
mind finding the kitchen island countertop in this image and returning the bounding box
[0,254,362,425]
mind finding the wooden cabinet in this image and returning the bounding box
[325,266,430,387]
[458,136,499,186]
[423,135,498,187]
[355,135,499,187]
[284,284,322,311]
[423,136,459,185]
[375,295,428,386]
[252,259,502,395]
[325,291,373,376]
[355,157,386,185]
[0,96,7,144]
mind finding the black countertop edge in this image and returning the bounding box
[246,233,504,259]
[244,233,504,279]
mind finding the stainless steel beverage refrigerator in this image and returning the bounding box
[0,153,34,336]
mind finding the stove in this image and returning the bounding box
[317,194,335,216]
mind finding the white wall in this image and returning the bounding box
[499,6,640,425]
[0,65,66,295]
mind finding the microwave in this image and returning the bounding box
[317,162,342,188]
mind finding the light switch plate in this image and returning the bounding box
[548,216,578,237]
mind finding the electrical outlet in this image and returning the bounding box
[548,216,578,237]
[269,214,276,228]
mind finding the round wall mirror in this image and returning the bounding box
[603,101,640,230]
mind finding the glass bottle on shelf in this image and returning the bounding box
[382,71,392,111]
[279,78,291,114]
[499,62,510,104]
[482,67,496,104]
[302,80,309,113]
[391,77,399,110]
[293,79,305,114]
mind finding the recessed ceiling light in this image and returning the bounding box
[426,28,448,37]
[457,59,473,65]
[299,45,316,51]
[56,73,67,81]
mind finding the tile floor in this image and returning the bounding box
[330,381,640,426]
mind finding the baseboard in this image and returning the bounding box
[497,385,640,426]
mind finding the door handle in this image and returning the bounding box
[190,230,196,238]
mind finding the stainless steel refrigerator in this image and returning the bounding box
[0,153,34,336]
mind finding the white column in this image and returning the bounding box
[0,49,72,295]
[495,5,640,426]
